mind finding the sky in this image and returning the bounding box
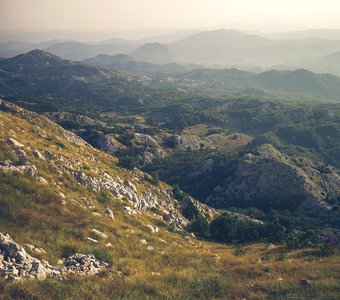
[1,0,340,32]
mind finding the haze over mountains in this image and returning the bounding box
[2,28,340,76]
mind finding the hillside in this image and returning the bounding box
[1,100,340,299]
[0,50,146,112]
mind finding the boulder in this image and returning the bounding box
[7,138,25,149]
[103,208,114,220]
[91,229,108,239]
[16,149,28,164]
[32,149,45,160]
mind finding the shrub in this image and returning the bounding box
[98,190,111,204]
[118,155,136,170]
[262,222,286,243]
[232,219,262,243]
[232,244,246,256]
[209,215,234,243]
[189,214,209,237]
[61,245,77,258]
[173,184,187,200]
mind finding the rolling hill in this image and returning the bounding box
[177,68,340,101]
[83,54,200,77]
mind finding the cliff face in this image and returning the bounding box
[207,144,340,212]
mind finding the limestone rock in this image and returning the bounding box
[103,208,114,220]
[7,138,25,149]
[0,232,62,281]
[32,149,45,160]
[207,144,339,212]
[91,229,108,239]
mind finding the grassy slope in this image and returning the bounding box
[0,109,339,299]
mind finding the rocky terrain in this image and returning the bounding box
[207,144,340,211]
[0,100,224,231]
[46,111,217,167]
[0,233,109,281]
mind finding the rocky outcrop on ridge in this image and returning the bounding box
[207,144,340,212]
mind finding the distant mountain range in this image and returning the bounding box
[1,50,340,109]
[1,29,340,76]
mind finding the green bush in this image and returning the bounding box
[189,214,209,237]
[98,190,111,204]
[61,245,77,258]
[209,215,234,243]
[118,155,136,170]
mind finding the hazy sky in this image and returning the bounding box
[1,0,340,32]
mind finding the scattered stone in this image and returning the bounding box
[105,243,113,248]
[24,244,46,255]
[212,254,220,260]
[146,225,159,233]
[64,253,109,275]
[147,246,154,251]
[103,208,114,220]
[267,243,277,251]
[58,192,66,199]
[91,229,107,239]
[140,239,148,245]
[172,242,182,248]
[87,237,98,243]
[32,149,45,160]
[92,212,102,217]
[37,176,48,184]
[7,138,25,149]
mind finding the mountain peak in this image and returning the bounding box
[132,42,173,64]
[0,49,64,73]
